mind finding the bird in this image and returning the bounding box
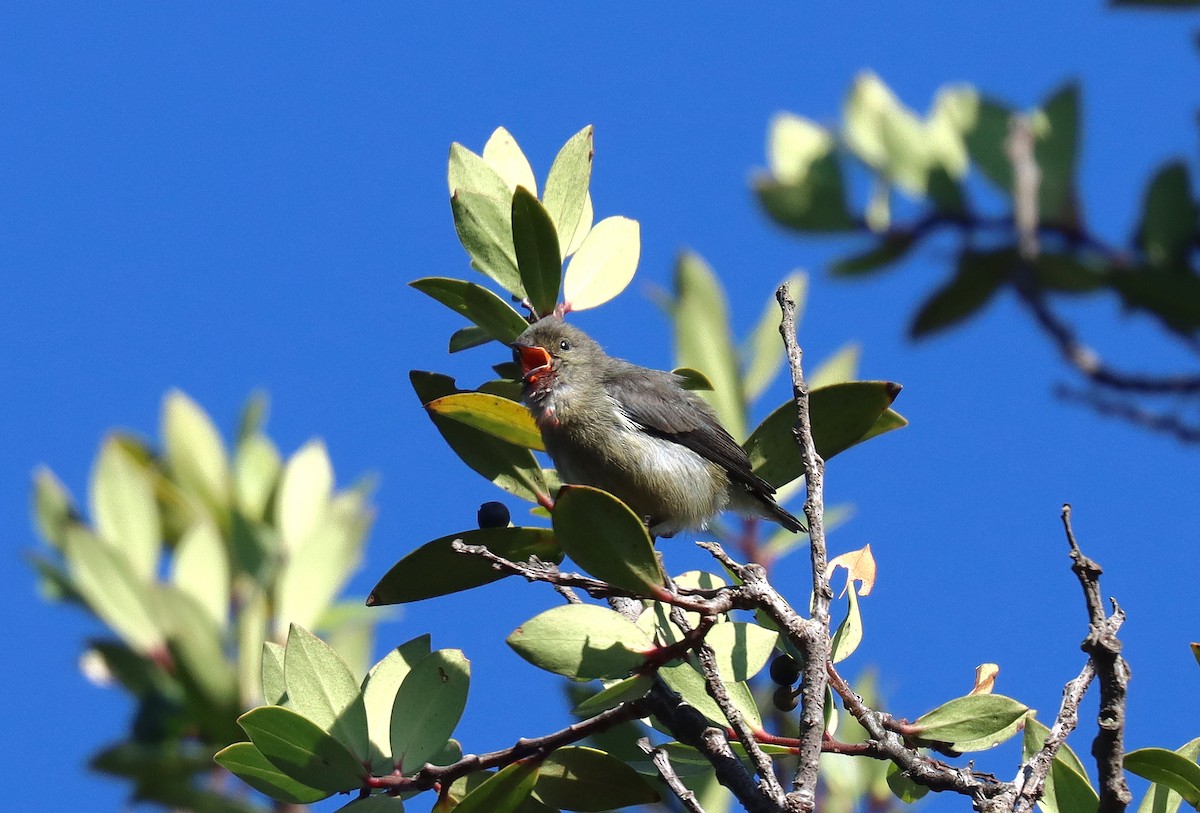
[510,316,805,537]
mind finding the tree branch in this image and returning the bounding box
[639,738,711,813]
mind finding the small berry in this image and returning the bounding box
[769,653,801,686]
[772,685,799,712]
[477,501,511,529]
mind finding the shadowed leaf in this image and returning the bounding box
[512,187,562,317]
[553,485,665,594]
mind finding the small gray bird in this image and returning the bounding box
[511,317,805,537]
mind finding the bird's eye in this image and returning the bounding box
[559,339,571,351]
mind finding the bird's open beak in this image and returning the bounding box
[511,342,553,384]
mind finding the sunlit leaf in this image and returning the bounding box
[368,527,560,605]
[411,371,549,504]
[171,521,230,627]
[571,674,655,716]
[657,661,762,730]
[64,526,163,653]
[1126,749,1200,808]
[238,705,365,793]
[361,635,432,773]
[827,544,876,595]
[91,436,161,581]
[162,390,230,512]
[543,125,594,258]
[234,433,282,522]
[705,621,778,681]
[390,649,470,775]
[553,485,665,594]
[454,759,540,813]
[911,694,1029,749]
[829,581,862,663]
[809,342,862,390]
[512,187,562,318]
[276,440,333,555]
[561,216,640,312]
[672,251,746,440]
[483,126,537,196]
[32,465,79,551]
[410,277,530,345]
[425,392,543,451]
[282,625,370,762]
[507,604,652,680]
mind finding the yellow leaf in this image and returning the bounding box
[562,216,640,311]
[970,663,999,695]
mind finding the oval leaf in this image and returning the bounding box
[451,189,524,298]
[910,249,1012,339]
[543,126,594,257]
[571,674,655,716]
[562,216,640,311]
[368,526,560,606]
[483,126,537,195]
[390,649,470,775]
[454,759,541,813]
[214,742,329,805]
[362,634,432,772]
[411,277,530,345]
[283,624,370,761]
[553,485,665,594]
[448,142,511,200]
[64,527,163,653]
[238,705,365,793]
[512,187,562,318]
[745,381,903,489]
[425,392,544,451]
[657,661,762,730]
[411,371,549,504]
[535,746,660,811]
[276,440,333,555]
[1126,748,1200,808]
[171,521,230,627]
[911,694,1029,746]
[162,390,230,510]
[90,436,161,581]
[32,465,78,550]
[705,622,778,682]
[507,604,652,680]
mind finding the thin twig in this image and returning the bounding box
[777,283,831,813]
[639,738,711,813]
[1061,505,1132,813]
[1012,659,1097,813]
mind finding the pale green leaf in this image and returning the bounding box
[390,649,470,775]
[483,126,537,196]
[171,521,230,627]
[283,624,370,762]
[543,125,594,257]
[162,390,230,510]
[561,216,640,311]
[362,635,432,773]
[234,433,282,522]
[276,440,333,555]
[809,343,862,391]
[507,604,653,680]
[64,526,163,653]
[743,271,807,403]
[90,436,161,581]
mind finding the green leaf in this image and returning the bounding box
[911,694,1029,747]
[831,234,917,277]
[233,433,282,522]
[171,521,230,627]
[454,759,541,813]
[1023,716,1095,813]
[742,271,807,403]
[362,634,432,773]
[1036,82,1081,226]
[1139,162,1198,267]
[553,485,665,594]
[238,705,366,793]
[754,153,856,233]
[484,126,537,195]
[512,187,563,318]
[507,604,653,680]
[1135,738,1200,813]
[705,622,778,682]
[543,125,594,256]
[673,367,715,391]
[390,649,470,775]
[263,640,287,705]
[275,494,370,635]
[368,526,560,605]
[448,142,512,200]
[1036,254,1109,293]
[214,741,330,805]
[745,381,903,489]
[561,216,641,311]
[275,439,333,555]
[451,189,524,298]
[886,763,929,803]
[566,192,594,257]
[1126,748,1200,808]
[90,436,161,581]
[1113,265,1200,335]
[910,248,1013,339]
[657,661,762,730]
[571,674,656,716]
[963,96,1014,193]
[672,251,746,440]
[64,526,163,653]
[830,583,862,664]
[283,624,370,761]
[410,277,530,346]
[31,465,79,550]
[449,325,493,353]
[425,392,543,451]
[411,371,550,504]
[162,390,230,512]
[535,746,661,811]
[843,71,934,195]
[768,113,836,184]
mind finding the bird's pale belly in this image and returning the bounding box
[545,424,730,536]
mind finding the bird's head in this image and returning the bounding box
[510,317,604,397]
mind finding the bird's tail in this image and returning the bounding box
[766,499,807,534]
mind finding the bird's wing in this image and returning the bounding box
[605,365,777,495]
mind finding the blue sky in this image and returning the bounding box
[3,3,1199,811]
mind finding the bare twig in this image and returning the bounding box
[1056,386,1200,440]
[776,283,832,812]
[639,738,711,813]
[1012,659,1097,813]
[1062,505,1132,813]
[1006,115,1041,262]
